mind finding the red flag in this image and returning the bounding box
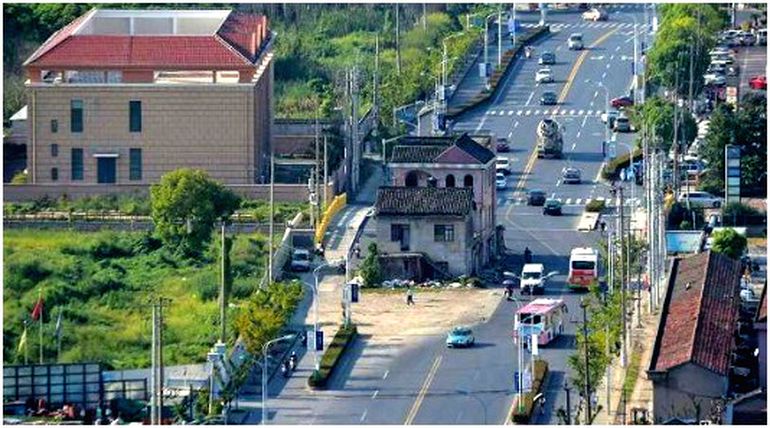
[31,297,44,321]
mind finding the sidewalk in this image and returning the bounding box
[591,293,658,425]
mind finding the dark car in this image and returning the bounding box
[611,96,634,108]
[543,198,562,216]
[538,51,556,65]
[527,189,547,206]
[496,137,511,152]
[540,91,558,105]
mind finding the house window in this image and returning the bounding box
[51,144,58,157]
[427,176,437,188]
[51,168,58,181]
[405,171,419,187]
[70,100,83,133]
[445,174,455,187]
[464,174,474,188]
[129,100,142,132]
[434,225,455,242]
[390,224,410,251]
[51,119,58,133]
[129,148,142,180]
[71,148,83,180]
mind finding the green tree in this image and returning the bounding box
[358,242,382,287]
[710,228,747,260]
[629,96,697,152]
[150,169,241,257]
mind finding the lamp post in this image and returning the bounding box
[564,380,572,425]
[261,334,294,425]
[508,293,524,414]
[580,298,591,425]
[311,260,345,370]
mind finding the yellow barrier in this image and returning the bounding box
[315,193,347,244]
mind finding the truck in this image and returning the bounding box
[536,118,563,159]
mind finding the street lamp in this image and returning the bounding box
[311,260,345,370]
[563,381,572,425]
[261,334,294,425]
[509,295,524,415]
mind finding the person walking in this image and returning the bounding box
[406,287,415,306]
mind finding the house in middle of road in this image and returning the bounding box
[384,133,501,273]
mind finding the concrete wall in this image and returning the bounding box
[3,182,334,203]
[26,57,273,186]
[375,214,473,277]
[651,364,728,423]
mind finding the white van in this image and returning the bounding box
[568,33,584,50]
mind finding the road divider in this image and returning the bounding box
[578,212,601,232]
[308,324,358,389]
[404,355,443,425]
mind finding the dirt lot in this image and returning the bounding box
[307,276,503,344]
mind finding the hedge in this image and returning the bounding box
[585,199,606,213]
[446,26,551,118]
[601,148,643,180]
[511,359,549,424]
[307,325,358,389]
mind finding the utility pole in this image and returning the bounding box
[220,221,226,343]
[395,4,401,75]
[617,185,627,368]
[323,135,328,209]
[315,109,321,222]
[564,381,572,425]
[422,3,427,30]
[158,298,168,425]
[151,304,157,425]
[498,10,502,67]
[267,151,274,288]
[581,298,591,425]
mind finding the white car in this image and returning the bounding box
[496,157,512,174]
[704,72,726,86]
[677,191,722,208]
[709,46,731,57]
[535,68,554,84]
[568,33,584,50]
[601,110,619,125]
[496,172,507,190]
[582,8,608,21]
[290,249,312,271]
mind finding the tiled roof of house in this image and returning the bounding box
[375,186,473,216]
[650,251,741,376]
[388,133,494,165]
[24,10,269,69]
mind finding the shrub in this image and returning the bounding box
[585,199,606,212]
[89,234,135,259]
[4,254,53,293]
[511,359,549,424]
[86,267,129,297]
[723,202,766,226]
[308,325,358,389]
[601,149,643,180]
[10,171,28,184]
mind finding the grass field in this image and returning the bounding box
[3,229,271,369]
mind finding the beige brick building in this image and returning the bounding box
[23,9,274,186]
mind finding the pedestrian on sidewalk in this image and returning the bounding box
[406,287,415,306]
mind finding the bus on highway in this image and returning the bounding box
[513,298,568,347]
[567,247,599,290]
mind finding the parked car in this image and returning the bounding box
[582,7,608,21]
[707,62,726,74]
[539,51,556,65]
[613,114,632,132]
[527,189,547,206]
[610,96,633,108]
[543,198,563,216]
[496,137,511,152]
[749,75,767,90]
[568,33,584,50]
[540,91,558,105]
[756,28,767,45]
[290,249,312,271]
[446,326,475,348]
[535,68,554,84]
[496,172,507,190]
[704,72,726,86]
[561,167,581,184]
[677,191,722,208]
[496,157,512,174]
[709,46,732,56]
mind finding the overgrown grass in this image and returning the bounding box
[3,229,271,369]
[622,349,642,399]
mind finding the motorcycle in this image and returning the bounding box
[525,46,533,59]
[289,353,298,371]
[281,361,291,378]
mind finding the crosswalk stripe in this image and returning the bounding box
[576,198,582,205]
[569,109,576,115]
[578,110,584,115]
[525,110,531,115]
[552,109,559,115]
[587,110,593,115]
[517,110,523,115]
[560,110,567,115]
[508,110,514,115]
[535,109,541,115]
[565,198,573,205]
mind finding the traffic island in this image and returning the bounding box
[307,324,358,389]
[510,359,549,424]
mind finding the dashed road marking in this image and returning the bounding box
[372,390,379,399]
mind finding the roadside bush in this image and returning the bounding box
[601,149,643,180]
[308,324,358,389]
[723,202,766,226]
[189,270,220,301]
[585,199,606,213]
[511,359,549,424]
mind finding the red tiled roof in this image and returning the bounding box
[24,10,269,70]
[652,251,742,376]
[23,9,96,66]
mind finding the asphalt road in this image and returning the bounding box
[264,4,653,425]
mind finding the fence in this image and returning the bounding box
[315,193,347,244]
[3,363,103,411]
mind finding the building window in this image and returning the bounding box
[129,101,142,132]
[51,168,58,181]
[129,148,142,180]
[71,148,83,180]
[405,171,419,187]
[464,174,474,188]
[70,100,83,133]
[445,174,455,187]
[51,119,58,133]
[51,144,58,157]
[427,176,437,188]
[391,224,405,241]
[434,225,455,242]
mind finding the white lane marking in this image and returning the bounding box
[587,110,593,115]
[535,109,541,115]
[616,45,621,51]
[514,121,519,128]
[474,117,487,132]
[551,192,556,198]
[589,101,594,107]
[383,370,389,379]
[580,114,589,128]
[576,131,581,139]
[560,109,567,115]
[555,45,562,51]
[372,390,379,399]
[602,71,607,79]
[361,409,368,422]
[593,90,599,99]
[606,63,611,69]
[525,91,535,106]
[571,142,577,150]
[552,108,559,115]
[555,180,561,187]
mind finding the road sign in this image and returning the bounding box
[531,334,539,356]
[514,370,533,393]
